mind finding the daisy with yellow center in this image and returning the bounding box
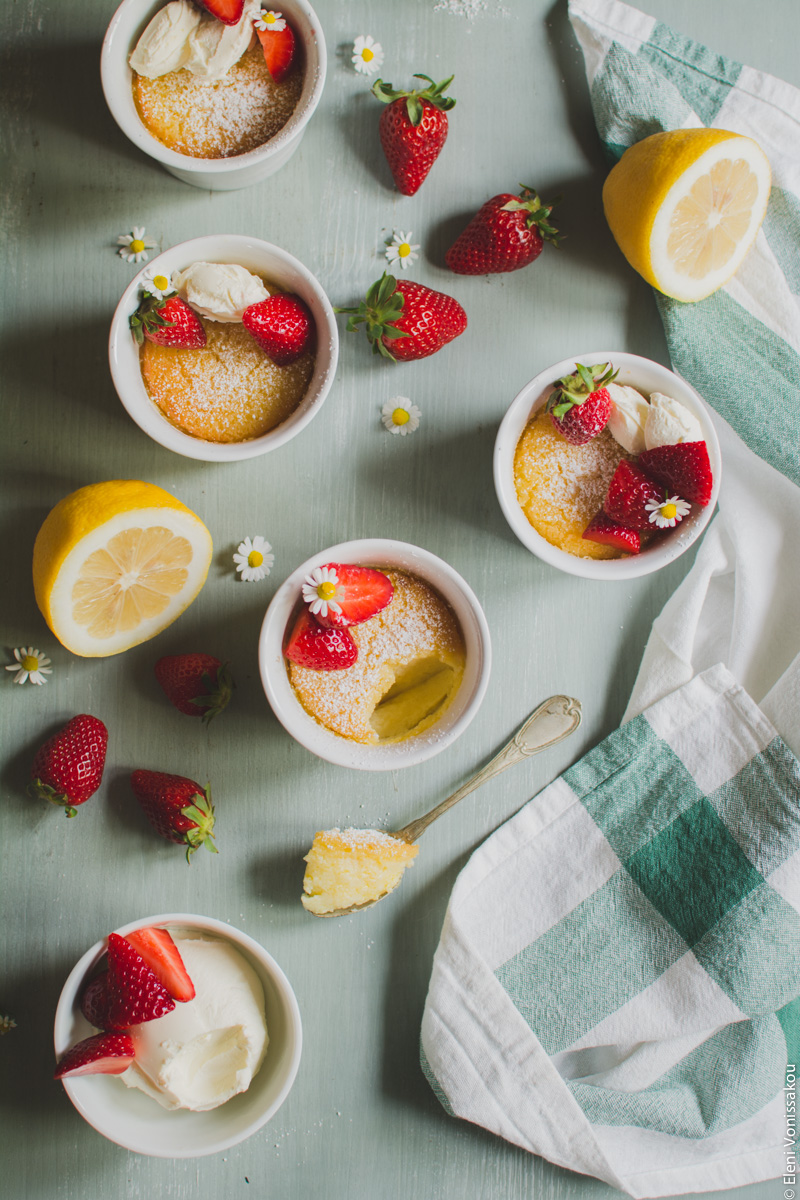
[140,269,172,300]
[302,567,341,618]
[254,9,286,31]
[352,35,384,76]
[6,647,52,686]
[117,226,158,264]
[385,230,420,272]
[645,494,691,529]
[233,536,275,582]
[382,398,421,436]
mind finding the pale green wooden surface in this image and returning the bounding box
[0,0,793,1196]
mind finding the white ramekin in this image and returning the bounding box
[493,351,722,581]
[101,0,327,190]
[258,539,493,771]
[109,234,338,461]
[53,914,303,1158]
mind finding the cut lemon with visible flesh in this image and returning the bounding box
[603,128,771,302]
[33,480,213,657]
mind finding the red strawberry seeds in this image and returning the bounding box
[54,1031,136,1079]
[603,460,668,531]
[125,926,195,1003]
[638,441,714,507]
[29,714,108,817]
[130,293,206,350]
[80,973,110,1029]
[309,564,394,629]
[130,770,218,863]
[337,273,467,362]
[154,653,233,724]
[255,15,296,81]
[242,294,314,365]
[105,933,175,1029]
[446,188,560,275]
[582,511,641,554]
[284,608,358,671]
[547,362,617,445]
[372,74,456,196]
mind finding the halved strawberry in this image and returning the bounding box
[256,18,296,81]
[125,926,195,1003]
[197,0,244,26]
[582,511,641,554]
[309,564,394,629]
[604,461,666,530]
[284,609,358,671]
[54,1031,135,1079]
[638,441,713,507]
[105,932,176,1029]
[80,973,110,1028]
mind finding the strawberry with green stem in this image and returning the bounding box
[547,362,618,445]
[154,654,233,724]
[372,74,455,195]
[446,187,561,275]
[337,273,466,362]
[130,290,206,349]
[29,714,108,817]
[130,770,218,863]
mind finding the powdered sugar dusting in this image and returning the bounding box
[132,42,303,159]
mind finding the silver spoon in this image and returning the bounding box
[309,694,582,917]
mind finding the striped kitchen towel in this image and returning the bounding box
[421,665,800,1195]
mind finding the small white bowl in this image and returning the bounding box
[53,914,302,1158]
[258,539,492,771]
[101,0,327,190]
[493,351,722,580]
[109,234,338,461]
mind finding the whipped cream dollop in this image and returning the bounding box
[606,382,650,454]
[129,0,259,83]
[172,261,270,322]
[120,935,268,1112]
[644,392,704,450]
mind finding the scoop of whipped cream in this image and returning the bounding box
[129,0,259,83]
[172,261,270,322]
[605,382,650,454]
[120,935,268,1112]
[644,392,704,450]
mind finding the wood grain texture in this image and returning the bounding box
[1,1,795,1196]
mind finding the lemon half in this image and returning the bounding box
[603,128,771,302]
[33,480,213,657]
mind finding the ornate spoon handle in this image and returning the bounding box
[394,695,582,844]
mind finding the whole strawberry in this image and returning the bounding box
[130,769,217,863]
[154,654,233,724]
[242,294,314,365]
[446,187,560,275]
[372,74,455,195]
[29,714,108,817]
[337,273,467,362]
[547,362,618,445]
[129,291,206,349]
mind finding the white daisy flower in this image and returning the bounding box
[385,231,419,271]
[352,35,384,76]
[140,269,172,300]
[254,8,286,31]
[645,494,691,529]
[6,647,52,686]
[233,536,275,582]
[117,227,158,264]
[382,399,421,436]
[302,566,342,618]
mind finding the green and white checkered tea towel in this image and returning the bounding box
[422,2,800,1193]
[421,666,800,1195]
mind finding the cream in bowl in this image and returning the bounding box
[494,352,721,581]
[109,235,338,462]
[259,539,492,771]
[53,915,302,1157]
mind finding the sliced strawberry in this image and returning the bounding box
[256,20,296,81]
[196,0,244,26]
[311,564,394,629]
[285,609,358,671]
[604,461,665,530]
[54,1031,135,1079]
[105,933,176,1029]
[583,511,641,554]
[125,926,195,1003]
[638,441,713,507]
[80,973,110,1028]
[242,294,314,365]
